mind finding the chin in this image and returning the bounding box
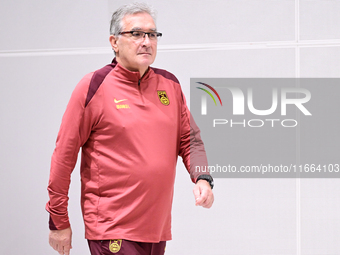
[138,58,155,67]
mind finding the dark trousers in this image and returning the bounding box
[88,239,166,255]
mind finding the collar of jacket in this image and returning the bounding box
[111,58,152,84]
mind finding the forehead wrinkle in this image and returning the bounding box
[121,13,157,32]
[131,27,142,31]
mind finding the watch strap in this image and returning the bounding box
[196,174,214,189]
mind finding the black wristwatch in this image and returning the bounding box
[196,175,214,189]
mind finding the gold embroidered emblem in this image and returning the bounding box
[157,91,170,106]
[109,239,122,253]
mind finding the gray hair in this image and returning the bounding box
[110,3,157,35]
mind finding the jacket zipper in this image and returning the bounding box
[138,79,145,105]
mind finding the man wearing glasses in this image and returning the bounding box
[46,3,214,255]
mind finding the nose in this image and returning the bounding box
[142,33,152,46]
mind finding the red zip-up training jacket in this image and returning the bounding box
[46,59,208,242]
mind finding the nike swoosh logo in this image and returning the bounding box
[114,98,127,103]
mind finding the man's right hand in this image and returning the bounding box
[49,227,72,255]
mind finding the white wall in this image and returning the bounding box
[1,1,340,254]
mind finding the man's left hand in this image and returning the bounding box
[193,180,214,208]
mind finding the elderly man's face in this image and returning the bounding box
[110,12,158,76]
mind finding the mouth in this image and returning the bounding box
[138,53,151,55]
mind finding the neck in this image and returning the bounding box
[115,56,148,78]
[139,67,149,78]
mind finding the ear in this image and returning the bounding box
[109,35,119,53]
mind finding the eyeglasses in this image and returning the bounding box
[118,31,162,41]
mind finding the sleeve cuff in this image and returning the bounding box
[49,215,58,230]
[48,214,70,230]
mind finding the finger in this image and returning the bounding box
[64,245,71,255]
[193,186,202,205]
[197,188,213,207]
[202,198,212,208]
[196,188,209,206]
[49,239,53,248]
[57,244,64,255]
[202,193,214,208]
[195,193,205,206]
[193,185,201,199]
[196,185,211,206]
[195,195,201,206]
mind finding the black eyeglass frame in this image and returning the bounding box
[118,31,163,39]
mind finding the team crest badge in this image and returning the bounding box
[157,91,170,106]
[109,239,122,253]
